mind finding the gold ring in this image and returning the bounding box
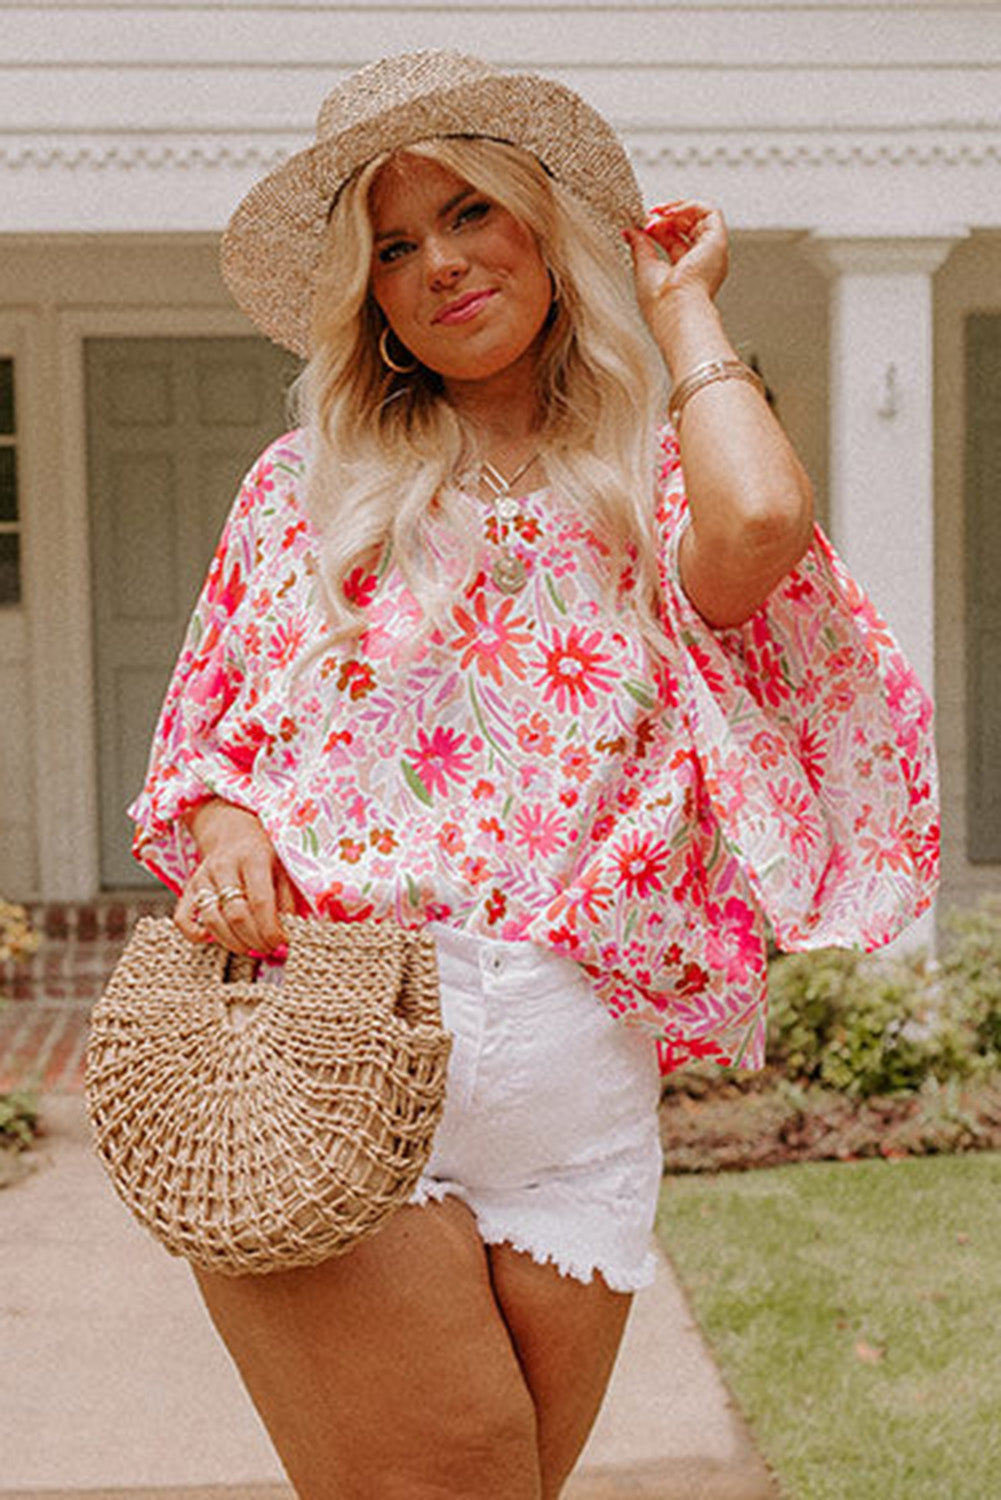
[192,888,218,921]
[216,885,246,910]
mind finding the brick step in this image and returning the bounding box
[21,896,173,943]
[0,1002,90,1094]
[1,897,172,1003]
[1,898,172,1094]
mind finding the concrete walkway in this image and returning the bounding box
[0,1096,778,1500]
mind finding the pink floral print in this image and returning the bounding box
[130,427,939,1075]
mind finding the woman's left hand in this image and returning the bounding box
[623,200,729,327]
[623,199,815,629]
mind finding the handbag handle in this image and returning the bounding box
[394,928,442,1031]
[272,916,442,1030]
[223,951,260,986]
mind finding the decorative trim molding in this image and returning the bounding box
[626,136,1001,171]
[2,132,1001,174]
[0,139,294,172]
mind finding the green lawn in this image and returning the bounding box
[657,1154,1001,1499]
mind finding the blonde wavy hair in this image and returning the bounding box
[295,136,668,643]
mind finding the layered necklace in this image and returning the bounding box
[458,452,540,595]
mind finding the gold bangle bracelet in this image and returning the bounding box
[668,358,766,429]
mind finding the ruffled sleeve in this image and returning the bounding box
[128,456,272,894]
[654,429,940,953]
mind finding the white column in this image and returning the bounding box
[808,234,964,951]
[808,235,961,694]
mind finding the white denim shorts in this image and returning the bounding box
[410,924,664,1293]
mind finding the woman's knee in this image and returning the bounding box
[367,1391,542,1500]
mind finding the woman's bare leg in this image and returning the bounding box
[195,1198,635,1500]
[488,1244,634,1500]
[194,1196,541,1500]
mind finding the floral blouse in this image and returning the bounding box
[130,427,939,1074]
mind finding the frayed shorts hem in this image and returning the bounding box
[409,1179,659,1294]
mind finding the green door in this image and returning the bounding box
[966,314,1001,863]
[86,336,298,888]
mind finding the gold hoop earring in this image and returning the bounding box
[379,326,418,375]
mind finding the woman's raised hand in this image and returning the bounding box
[623,200,729,327]
[175,800,297,955]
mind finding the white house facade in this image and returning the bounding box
[2,0,1000,937]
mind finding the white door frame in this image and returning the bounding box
[36,305,255,899]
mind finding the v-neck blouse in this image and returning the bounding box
[130,426,939,1073]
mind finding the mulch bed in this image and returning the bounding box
[659,1069,1001,1173]
[5,1073,1001,1187]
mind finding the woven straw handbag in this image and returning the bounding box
[84,915,451,1275]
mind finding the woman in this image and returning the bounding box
[131,51,938,1500]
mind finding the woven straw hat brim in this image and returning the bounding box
[221,69,644,358]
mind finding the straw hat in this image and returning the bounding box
[221,49,644,357]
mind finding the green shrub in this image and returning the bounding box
[0,1087,39,1150]
[0,899,39,970]
[0,901,40,1158]
[766,947,968,1098]
[939,895,1001,1066]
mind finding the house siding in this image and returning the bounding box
[1,2,999,917]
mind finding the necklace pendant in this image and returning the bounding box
[492,552,527,594]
